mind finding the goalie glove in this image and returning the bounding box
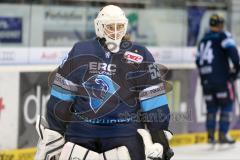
[35,115,65,160]
[150,130,174,160]
[137,129,164,160]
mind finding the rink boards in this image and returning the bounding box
[0,129,240,160]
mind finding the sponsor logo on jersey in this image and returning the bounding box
[124,51,143,63]
[200,66,212,75]
[139,83,166,100]
[83,74,120,113]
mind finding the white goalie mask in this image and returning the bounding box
[94,5,128,53]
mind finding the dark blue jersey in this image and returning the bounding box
[46,38,170,138]
[196,30,239,86]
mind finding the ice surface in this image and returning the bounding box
[173,142,240,160]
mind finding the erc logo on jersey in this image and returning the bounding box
[89,62,117,75]
[82,75,120,113]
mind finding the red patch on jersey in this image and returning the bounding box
[124,51,143,63]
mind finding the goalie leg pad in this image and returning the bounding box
[35,116,65,160]
[59,142,131,160]
[100,146,131,160]
[59,142,100,160]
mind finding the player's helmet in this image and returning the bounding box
[94,5,128,53]
[209,14,223,27]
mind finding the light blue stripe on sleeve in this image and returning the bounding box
[52,85,73,95]
[140,94,168,112]
[51,88,75,101]
[221,38,236,49]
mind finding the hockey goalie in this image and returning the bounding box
[35,5,174,160]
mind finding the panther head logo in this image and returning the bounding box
[83,75,120,113]
[92,78,109,100]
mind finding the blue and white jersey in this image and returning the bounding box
[196,30,239,86]
[47,38,170,138]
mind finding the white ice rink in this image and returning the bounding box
[173,142,240,160]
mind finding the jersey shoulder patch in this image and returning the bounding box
[124,51,143,63]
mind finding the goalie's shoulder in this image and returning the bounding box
[128,42,154,61]
[71,39,98,56]
[130,42,149,53]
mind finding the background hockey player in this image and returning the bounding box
[35,5,174,160]
[196,14,240,144]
